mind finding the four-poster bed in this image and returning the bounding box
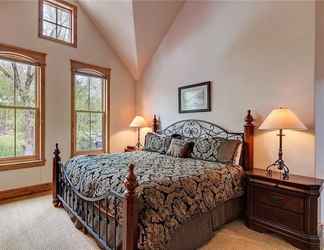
[52,110,255,250]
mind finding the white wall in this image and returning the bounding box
[0,0,136,190]
[136,1,315,177]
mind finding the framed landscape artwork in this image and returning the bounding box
[178,81,211,113]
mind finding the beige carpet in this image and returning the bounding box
[0,194,298,250]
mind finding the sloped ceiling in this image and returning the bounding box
[78,0,184,80]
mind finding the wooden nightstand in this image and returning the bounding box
[124,146,138,152]
[246,169,324,250]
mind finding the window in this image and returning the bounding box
[39,0,77,47]
[71,60,110,156]
[0,44,46,171]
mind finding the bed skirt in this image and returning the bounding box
[65,195,243,250]
[165,196,244,250]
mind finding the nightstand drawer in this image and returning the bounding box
[254,203,304,232]
[254,185,304,214]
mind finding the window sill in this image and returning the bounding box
[39,34,77,48]
[0,159,46,172]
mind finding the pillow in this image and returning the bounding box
[144,132,171,154]
[191,137,240,163]
[233,143,242,165]
[166,138,194,158]
[217,139,241,163]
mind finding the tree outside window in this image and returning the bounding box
[0,59,36,158]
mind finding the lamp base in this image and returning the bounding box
[136,127,142,150]
[266,159,289,180]
[135,142,142,150]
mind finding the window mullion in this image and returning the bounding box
[102,79,105,113]
[36,67,39,109]
[89,112,92,150]
[42,19,57,26]
[88,77,91,111]
[13,64,17,157]
[14,108,17,157]
[55,6,58,39]
[0,105,37,110]
[88,78,91,149]
[75,109,101,113]
[56,23,71,30]
[102,80,105,152]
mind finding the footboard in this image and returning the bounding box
[52,144,139,250]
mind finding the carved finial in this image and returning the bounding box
[245,110,254,126]
[153,114,159,132]
[54,143,61,160]
[124,164,138,194]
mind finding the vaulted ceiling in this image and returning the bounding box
[78,0,184,80]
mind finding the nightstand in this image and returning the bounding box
[246,169,324,250]
[124,146,138,152]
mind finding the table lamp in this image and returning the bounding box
[130,116,146,149]
[259,107,307,179]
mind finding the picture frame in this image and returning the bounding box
[178,81,211,113]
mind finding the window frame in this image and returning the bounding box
[71,60,110,156]
[0,43,46,172]
[39,0,77,48]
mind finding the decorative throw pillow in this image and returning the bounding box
[217,139,241,163]
[191,137,240,163]
[144,132,171,154]
[166,138,194,158]
[233,142,242,165]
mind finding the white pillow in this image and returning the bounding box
[233,143,242,165]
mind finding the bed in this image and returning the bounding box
[52,110,255,250]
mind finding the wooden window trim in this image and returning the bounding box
[70,60,111,157]
[39,0,77,48]
[0,43,46,171]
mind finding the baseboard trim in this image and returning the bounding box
[0,183,51,202]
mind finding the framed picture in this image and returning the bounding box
[178,81,211,113]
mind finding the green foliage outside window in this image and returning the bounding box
[0,58,36,158]
[75,74,103,151]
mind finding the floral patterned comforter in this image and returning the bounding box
[64,151,244,249]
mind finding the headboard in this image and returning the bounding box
[152,110,255,171]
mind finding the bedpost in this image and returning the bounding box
[123,164,139,250]
[153,114,158,132]
[53,143,61,207]
[244,110,255,171]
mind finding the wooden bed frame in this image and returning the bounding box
[52,110,255,250]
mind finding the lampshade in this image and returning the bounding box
[130,116,146,128]
[259,108,307,130]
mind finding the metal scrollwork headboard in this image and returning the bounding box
[159,119,244,142]
[152,110,255,171]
